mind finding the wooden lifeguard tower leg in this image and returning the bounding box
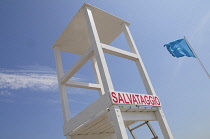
[84,6,129,139]
[108,105,129,139]
[54,47,72,139]
[54,47,71,123]
[122,23,173,139]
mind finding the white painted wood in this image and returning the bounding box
[86,117,111,134]
[108,105,129,139]
[91,56,105,95]
[84,6,114,93]
[121,112,157,121]
[103,126,115,133]
[65,80,101,90]
[122,23,174,138]
[119,106,158,112]
[70,106,157,135]
[66,136,72,139]
[155,107,174,139]
[123,23,156,96]
[79,117,109,134]
[73,111,108,135]
[71,133,116,139]
[54,46,71,122]
[101,43,138,61]
[84,6,130,139]
[52,3,130,55]
[60,48,93,84]
[63,93,111,135]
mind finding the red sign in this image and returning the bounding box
[110,91,161,106]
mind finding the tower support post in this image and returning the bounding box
[84,6,129,139]
[54,47,71,122]
[123,23,174,139]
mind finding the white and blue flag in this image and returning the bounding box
[164,39,195,58]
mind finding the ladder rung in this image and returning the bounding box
[101,43,138,61]
[130,122,147,131]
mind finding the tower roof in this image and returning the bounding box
[52,3,130,55]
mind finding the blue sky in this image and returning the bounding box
[0,0,210,139]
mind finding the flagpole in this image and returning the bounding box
[184,36,210,78]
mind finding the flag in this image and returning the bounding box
[164,39,196,58]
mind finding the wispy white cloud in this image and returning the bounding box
[0,72,57,90]
[0,64,56,74]
[0,65,78,92]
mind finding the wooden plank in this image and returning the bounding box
[84,6,114,94]
[80,116,109,134]
[122,23,156,96]
[101,43,138,61]
[84,5,130,138]
[87,118,112,134]
[146,107,158,112]
[97,123,114,134]
[66,136,71,139]
[120,106,141,112]
[122,23,174,138]
[119,106,157,112]
[60,48,93,84]
[65,80,101,90]
[102,126,115,133]
[121,111,157,121]
[108,105,128,139]
[126,108,137,112]
[155,107,174,139]
[141,107,151,112]
[63,93,112,135]
[73,111,108,135]
[71,133,116,139]
[54,46,71,122]
[91,56,105,95]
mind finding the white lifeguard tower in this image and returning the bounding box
[53,3,173,139]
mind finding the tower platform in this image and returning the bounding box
[68,106,158,136]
